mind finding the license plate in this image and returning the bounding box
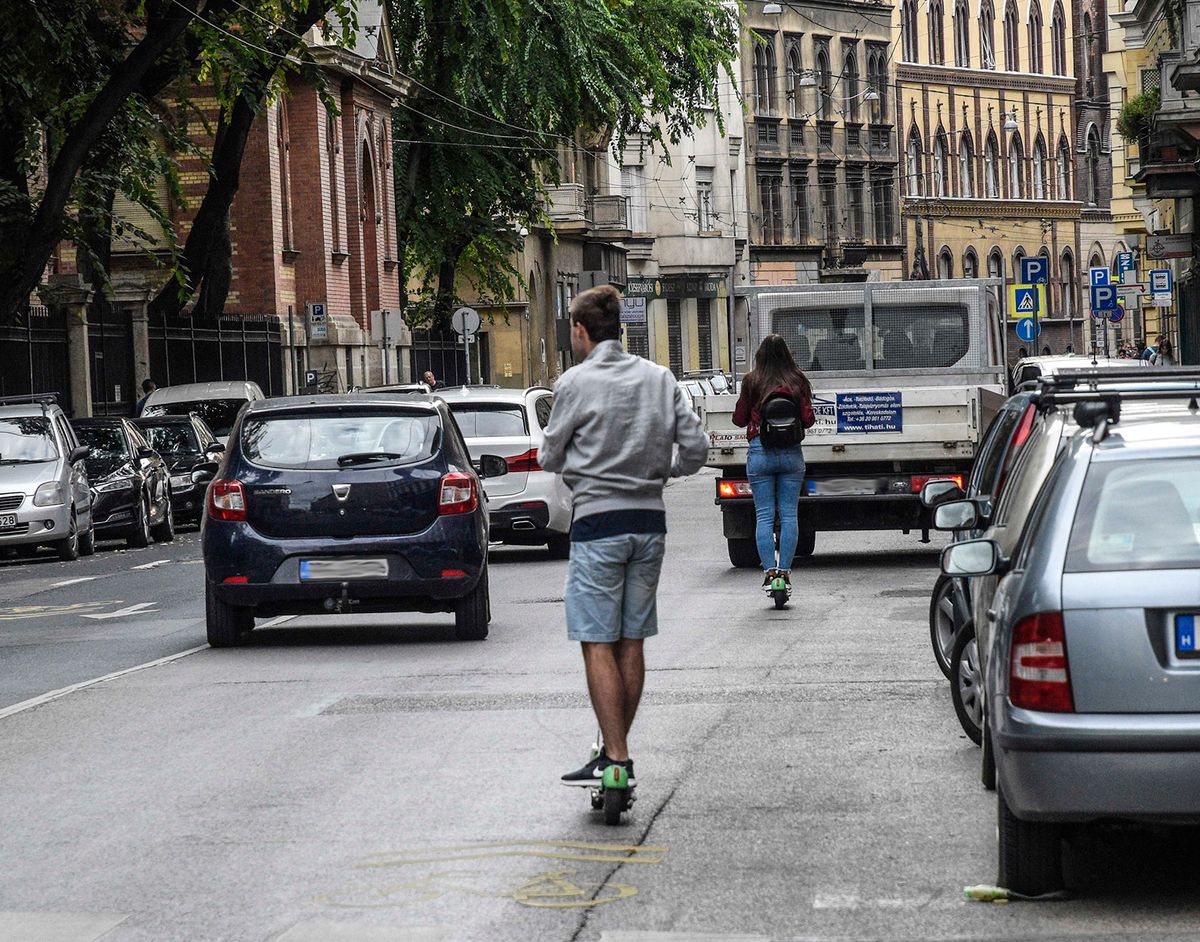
[806,478,886,496]
[1175,614,1200,659]
[299,558,388,581]
[0,514,17,530]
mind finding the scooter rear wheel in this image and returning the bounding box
[602,787,625,825]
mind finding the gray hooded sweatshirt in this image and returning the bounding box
[538,340,709,520]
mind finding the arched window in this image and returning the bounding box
[988,247,1004,279]
[984,132,999,198]
[753,40,776,115]
[1060,249,1075,317]
[963,248,979,277]
[902,0,919,61]
[980,0,996,68]
[1032,136,1048,199]
[1086,127,1101,205]
[933,130,948,196]
[954,0,971,66]
[868,50,888,120]
[907,129,924,196]
[1028,0,1044,73]
[1004,0,1020,70]
[816,47,831,120]
[1014,248,1027,283]
[1051,3,1067,75]
[1009,132,1024,198]
[930,0,945,64]
[844,49,860,122]
[1057,136,1072,198]
[959,131,975,197]
[938,247,954,278]
[786,43,803,118]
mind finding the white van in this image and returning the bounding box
[140,381,265,439]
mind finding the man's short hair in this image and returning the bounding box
[142,379,155,393]
[570,285,622,342]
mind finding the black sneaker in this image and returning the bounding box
[561,752,636,787]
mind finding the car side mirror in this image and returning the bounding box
[136,446,157,461]
[192,462,219,485]
[921,479,965,508]
[69,445,90,464]
[941,539,1006,577]
[207,441,226,453]
[933,499,981,531]
[477,454,509,479]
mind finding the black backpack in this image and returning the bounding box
[759,392,803,448]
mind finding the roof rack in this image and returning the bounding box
[1037,366,1200,391]
[0,393,58,406]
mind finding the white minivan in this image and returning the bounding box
[141,381,265,440]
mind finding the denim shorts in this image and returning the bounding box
[564,533,666,642]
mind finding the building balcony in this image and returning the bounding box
[587,194,631,239]
[1133,130,1200,198]
[545,183,588,227]
[1172,0,1200,90]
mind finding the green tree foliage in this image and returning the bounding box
[389,0,740,327]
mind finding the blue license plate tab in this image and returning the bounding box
[1175,614,1200,659]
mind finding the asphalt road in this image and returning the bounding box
[2,471,1199,941]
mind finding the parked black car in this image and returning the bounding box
[72,418,174,547]
[134,414,225,525]
[201,394,508,647]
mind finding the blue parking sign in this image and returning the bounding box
[1090,267,1111,287]
[1091,284,1117,311]
[1020,256,1048,285]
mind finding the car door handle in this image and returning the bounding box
[986,609,997,621]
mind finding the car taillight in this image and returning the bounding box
[506,448,542,473]
[208,480,247,521]
[910,474,965,493]
[439,472,478,515]
[1009,612,1074,712]
[718,479,753,499]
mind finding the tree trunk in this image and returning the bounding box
[433,258,458,329]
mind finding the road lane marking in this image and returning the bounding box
[50,576,99,588]
[277,921,451,941]
[0,644,208,721]
[0,912,128,940]
[131,559,172,570]
[357,841,666,867]
[0,600,116,621]
[80,601,160,620]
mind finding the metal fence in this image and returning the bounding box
[0,305,71,411]
[149,313,285,395]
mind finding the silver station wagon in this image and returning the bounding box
[944,376,1200,895]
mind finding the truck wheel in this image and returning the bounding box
[455,566,490,641]
[727,538,759,569]
[795,529,816,558]
[997,784,1063,895]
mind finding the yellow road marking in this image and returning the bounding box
[356,840,665,868]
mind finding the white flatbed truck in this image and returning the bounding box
[703,279,1008,567]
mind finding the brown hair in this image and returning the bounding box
[743,334,812,407]
[570,284,622,342]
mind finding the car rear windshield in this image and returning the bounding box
[143,399,245,437]
[448,403,528,437]
[140,422,200,456]
[1066,458,1200,571]
[241,411,439,470]
[0,416,58,464]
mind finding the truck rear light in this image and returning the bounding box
[208,480,247,521]
[718,479,753,499]
[910,474,964,493]
[439,472,478,515]
[1009,612,1074,712]
[506,448,542,473]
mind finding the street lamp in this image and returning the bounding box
[763,2,784,12]
[863,86,881,103]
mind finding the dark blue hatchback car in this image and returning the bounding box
[201,394,507,647]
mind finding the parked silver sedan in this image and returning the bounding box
[944,385,1200,895]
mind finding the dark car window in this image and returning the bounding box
[142,422,201,456]
[242,411,439,469]
[968,404,1023,495]
[448,403,529,437]
[1066,458,1200,572]
[0,416,59,464]
[143,399,246,437]
[534,396,553,430]
[77,425,130,478]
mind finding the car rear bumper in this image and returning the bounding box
[203,514,486,614]
[997,707,1200,822]
[489,500,551,540]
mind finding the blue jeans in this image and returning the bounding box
[747,438,806,572]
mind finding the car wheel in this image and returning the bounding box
[546,531,571,560]
[128,495,151,549]
[929,574,958,680]
[795,529,816,559]
[152,497,175,543]
[56,511,80,561]
[997,783,1063,895]
[951,620,984,746]
[454,566,490,641]
[78,522,96,557]
[981,709,997,791]
[727,537,759,569]
[205,582,253,647]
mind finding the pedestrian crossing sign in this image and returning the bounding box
[1008,283,1044,318]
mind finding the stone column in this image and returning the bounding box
[38,275,94,417]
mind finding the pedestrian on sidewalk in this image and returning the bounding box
[1153,338,1177,366]
[539,284,708,789]
[134,379,156,416]
[732,335,816,595]
[422,370,438,391]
